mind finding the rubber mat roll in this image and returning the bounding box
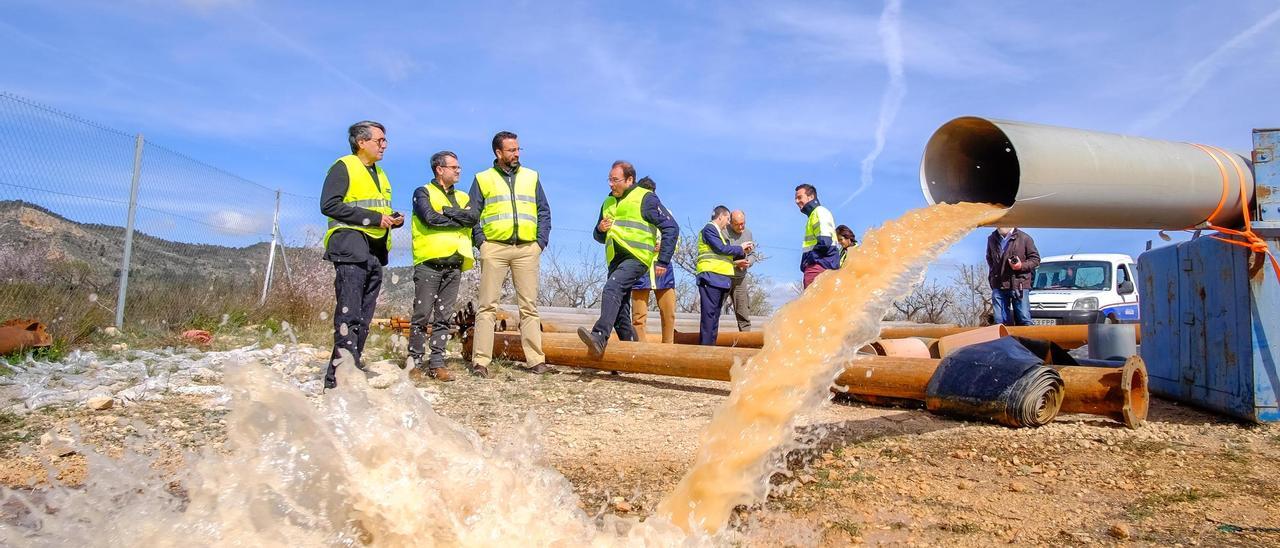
[924,336,1065,428]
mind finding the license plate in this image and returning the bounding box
[1030,318,1059,326]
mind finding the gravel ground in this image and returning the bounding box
[1,337,1277,547]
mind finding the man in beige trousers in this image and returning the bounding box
[466,131,552,376]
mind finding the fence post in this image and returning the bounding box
[260,189,281,305]
[114,133,144,329]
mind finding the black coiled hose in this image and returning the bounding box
[924,336,1065,428]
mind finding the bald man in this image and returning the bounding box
[725,210,756,331]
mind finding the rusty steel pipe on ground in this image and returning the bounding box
[669,324,1134,350]
[489,332,753,381]
[1057,356,1149,428]
[837,354,1148,428]
[488,333,1147,428]
[0,319,52,355]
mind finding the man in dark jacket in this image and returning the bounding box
[580,161,679,357]
[319,120,404,389]
[795,184,841,289]
[407,150,478,382]
[695,206,752,345]
[985,227,1040,326]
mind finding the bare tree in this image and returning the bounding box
[891,280,956,324]
[950,263,993,326]
[737,271,775,316]
[675,276,699,313]
[670,220,702,278]
[538,245,607,308]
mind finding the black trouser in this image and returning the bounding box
[328,260,383,387]
[590,257,648,346]
[727,275,751,331]
[698,279,728,346]
[408,262,462,369]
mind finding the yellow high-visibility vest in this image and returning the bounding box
[600,187,657,267]
[411,182,474,271]
[696,222,736,276]
[474,166,538,242]
[323,155,393,251]
[802,204,836,254]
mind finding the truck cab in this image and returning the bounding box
[1028,253,1140,325]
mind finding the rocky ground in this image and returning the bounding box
[1,332,1278,547]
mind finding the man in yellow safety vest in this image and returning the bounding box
[695,206,752,345]
[319,120,404,389]
[795,183,841,289]
[578,161,679,357]
[465,131,552,377]
[407,150,478,382]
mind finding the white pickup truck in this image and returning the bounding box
[1028,253,1140,325]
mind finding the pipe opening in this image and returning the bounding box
[1121,357,1149,428]
[921,117,1021,207]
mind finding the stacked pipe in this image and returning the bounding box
[667,324,1140,350]
[482,332,1148,428]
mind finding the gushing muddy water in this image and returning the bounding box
[0,203,1004,545]
[657,202,1006,532]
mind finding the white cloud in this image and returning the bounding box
[207,209,269,236]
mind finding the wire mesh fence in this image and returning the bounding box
[0,91,989,348]
[0,92,323,343]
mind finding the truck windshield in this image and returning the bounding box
[1032,261,1112,290]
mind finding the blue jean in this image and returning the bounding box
[992,288,1032,326]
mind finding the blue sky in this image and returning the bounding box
[3,0,1279,299]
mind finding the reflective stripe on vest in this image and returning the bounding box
[802,205,834,252]
[696,222,736,276]
[474,166,539,242]
[601,187,657,267]
[323,155,393,252]
[411,182,475,271]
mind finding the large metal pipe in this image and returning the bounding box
[490,332,755,381]
[920,117,1253,229]
[670,324,1137,350]
[488,333,1146,427]
[1057,356,1148,428]
[880,324,1143,349]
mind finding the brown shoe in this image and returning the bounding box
[531,363,559,375]
[470,364,493,379]
[408,367,428,382]
[428,367,456,382]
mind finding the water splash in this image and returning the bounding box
[0,360,706,546]
[657,202,1006,532]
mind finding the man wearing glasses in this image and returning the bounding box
[579,162,679,357]
[319,120,404,389]
[466,131,553,376]
[407,151,477,382]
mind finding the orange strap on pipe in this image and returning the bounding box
[1189,143,1280,281]
[1190,143,1234,228]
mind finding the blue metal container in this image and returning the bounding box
[1138,129,1280,422]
